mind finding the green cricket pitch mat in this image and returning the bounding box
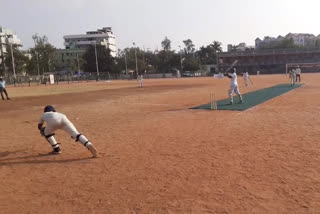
[191,84,303,111]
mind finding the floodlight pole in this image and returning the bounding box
[179,45,183,71]
[9,43,16,86]
[133,42,138,75]
[32,35,41,84]
[94,42,100,80]
[124,51,128,75]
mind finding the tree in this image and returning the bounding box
[157,50,180,73]
[71,56,85,74]
[29,34,56,75]
[196,41,223,65]
[5,44,31,76]
[183,39,195,55]
[161,37,171,52]
[183,57,199,71]
[82,45,114,74]
[211,41,222,52]
[182,39,199,71]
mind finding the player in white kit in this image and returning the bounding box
[38,105,97,157]
[290,68,296,86]
[295,66,301,82]
[137,74,143,87]
[243,71,249,86]
[225,68,243,104]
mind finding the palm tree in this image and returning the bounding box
[211,41,222,52]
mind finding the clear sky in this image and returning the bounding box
[1,0,319,52]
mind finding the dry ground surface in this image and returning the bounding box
[0,74,319,214]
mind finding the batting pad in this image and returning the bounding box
[191,84,303,111]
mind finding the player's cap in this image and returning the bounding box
[44,105,56,112]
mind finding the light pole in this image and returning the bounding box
[178,45,183,71]
[9,43,16,85]
[8,37,17,86]
[143,46,145,68]
[124,51,128,75]
[32,35,41,83]
[76,53,80,76]
[133,42,138,76]
[93,41,100,80]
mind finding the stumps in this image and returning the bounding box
[210,92,218,110]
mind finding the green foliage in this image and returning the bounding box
[29,34,57,75]
[157,50,180,73]
[196,41,222,65]
[115,39,222,74]
[82,45,115,73]
[5,44,31,76]
[183,39,195,54]
[182,57,200,71]
[161,37,171,51]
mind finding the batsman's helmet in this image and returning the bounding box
[44,105,56,112]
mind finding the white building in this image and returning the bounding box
[63,27,116,57]
[285,33,315,47]
[0,26,21,69]
[255,33,318,49]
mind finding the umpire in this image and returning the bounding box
[0,77,10,100]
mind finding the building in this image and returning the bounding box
[63,27,116,57]
[227,43,254,52]
[255,33,320,49]
[0,26,21,73]
[285,33,316,47]
[218,48,320,74]
[54,49,86,73]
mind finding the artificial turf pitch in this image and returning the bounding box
[191,84,303,111]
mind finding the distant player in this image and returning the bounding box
[0,77,10,100]
[225,68,243,104]
[243,71,249,86]
[137,74,143,87]
[38,105,98,157]
[295,66,301,82]
[243,71,254,87]
[290,68,296,86]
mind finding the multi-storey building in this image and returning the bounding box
[54,49,86,73]
[54,27,116,73]
[0,26,21,73]
[255,33,320,49]
[63,27,116,57]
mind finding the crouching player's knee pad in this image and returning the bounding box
[44,133,61,153]
[73,133,90,146]
[72,133,97,157]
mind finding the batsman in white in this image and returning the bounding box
[225,68,243,104]
[137,74,144,87]
[290,68,296,87]
[38,105,98,157]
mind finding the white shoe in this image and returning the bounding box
[86,142,98,158]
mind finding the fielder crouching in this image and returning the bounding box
[38,105,98,157]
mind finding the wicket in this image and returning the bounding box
[210,92,218,110]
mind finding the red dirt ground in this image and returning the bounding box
[0,74,319,213]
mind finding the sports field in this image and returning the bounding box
[0,74,319,213]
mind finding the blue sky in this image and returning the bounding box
[1,0,319,51]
